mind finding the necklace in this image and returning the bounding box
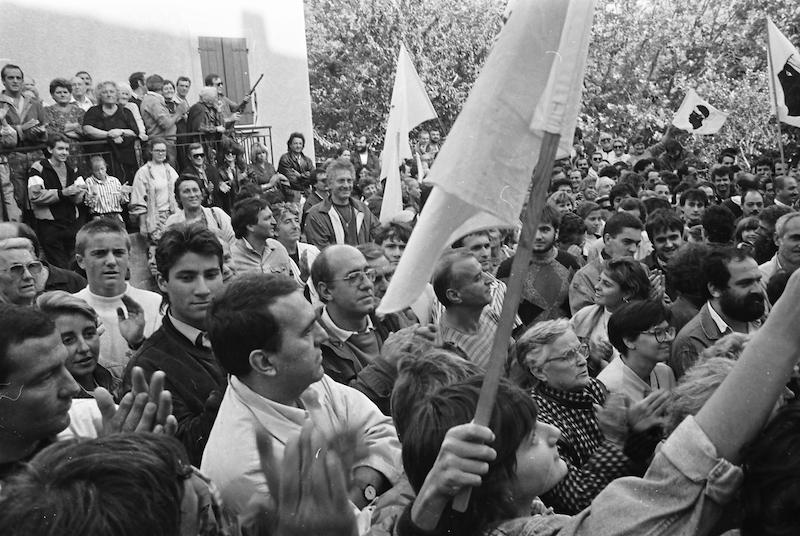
[333,203,353,225]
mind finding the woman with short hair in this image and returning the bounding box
[44,78,85,140]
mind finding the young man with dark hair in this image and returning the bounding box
[496,204,580,326]
[665,242,710,332]
[701,205,736,247]
[710,166,733,201]
[671,247,764,379]
[643,209,684,299]
[678,188,708,228]
[230,197,292,276]
[374,221,412,265]
[201,273,401,514]
[122,223,226,465]
[752,205,794,264]
[127,71,146,107]
[569,211,644,313]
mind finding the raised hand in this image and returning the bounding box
[117,294,146,348]
[94,367,177,436]
[628,389,671,433]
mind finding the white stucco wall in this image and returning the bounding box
[0,0,314,161]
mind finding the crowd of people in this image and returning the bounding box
[2,57,800,536]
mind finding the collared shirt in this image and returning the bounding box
[85,175,125,215]
[597,356,676,403]
[437,311,512,371]
[706,301,732,335]
[230,237,292,276]
[320,307,374,342]
[168,311,208,348]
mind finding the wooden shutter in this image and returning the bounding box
[198,36,254,125]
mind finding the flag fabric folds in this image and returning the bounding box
[379,43,438,223]
[377,0,596,314]
[671,89,728,135]
[767,18,800,128]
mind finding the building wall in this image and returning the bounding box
[0,0,314,161]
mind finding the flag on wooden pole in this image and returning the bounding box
[377,0,595,316]
[379,43,437,223]
[671,89,728,135]
[767,19,800,128]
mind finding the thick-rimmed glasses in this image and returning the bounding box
[543,343,590,365]
[643,326,676,343]
[2,261,43,278]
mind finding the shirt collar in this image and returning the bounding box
[706,302,731,334]
[320,306,373,341]
[169,311,206,346]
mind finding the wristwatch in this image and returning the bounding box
[362,484,377,503]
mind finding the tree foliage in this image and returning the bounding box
[306,0,800,163]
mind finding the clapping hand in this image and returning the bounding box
[628,389,671,433]
[117,294,146,348]
[94,367,178,436]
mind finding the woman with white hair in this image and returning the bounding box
[0,237,42,306]
[514,318,663,514]
[116,82,147,142]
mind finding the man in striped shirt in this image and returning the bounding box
[84,156,128,221]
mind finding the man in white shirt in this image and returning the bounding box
[73,218,162,378]
[202,273,401,514]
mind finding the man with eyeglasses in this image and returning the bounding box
[602,299,677,403]
[0,237,41,305]
[311,245,389,392]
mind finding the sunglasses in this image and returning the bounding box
[215,82,224,87]
[613,145,624,149]
[592,157,602,162]
[3,260,43,278]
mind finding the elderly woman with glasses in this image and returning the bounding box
[0,238,43,306]
[515,318,661,514]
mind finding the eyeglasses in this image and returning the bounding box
[328,268,377,285]
[613,145,624,149]
[215,82,224,87]
[643,326,676,343]
[543,343,590,365]
[191,153,205,158]
[592,157,602,162]
[2,260,43,278]
[600,138,611,142]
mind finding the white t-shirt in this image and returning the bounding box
[74,283,163,379]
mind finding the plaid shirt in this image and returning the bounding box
[534,378,631,514]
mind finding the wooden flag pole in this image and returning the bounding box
[452,130,562,512]
[766,20,787,168]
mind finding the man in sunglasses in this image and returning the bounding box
[0,237,40,305]
[204,73,248,128]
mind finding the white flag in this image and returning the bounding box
[671,89,728,135]
[767,18,800,128]
[378,0,595,314]
[379,43,437,223]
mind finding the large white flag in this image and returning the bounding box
[767,18,800,128]
[671,89,728,135]
[378,0,596,314]
[379,43,437,223]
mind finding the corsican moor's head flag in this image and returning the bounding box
[377,0,596,315]
[671,89,728,135]
[767,18,800,128]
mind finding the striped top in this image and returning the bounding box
[85,175,126,215]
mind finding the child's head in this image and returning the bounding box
[90,156,107,178]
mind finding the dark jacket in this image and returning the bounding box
[277,151,314,191]
[304,196,379,249]
[350,150,381,182]
[122,315,226,465]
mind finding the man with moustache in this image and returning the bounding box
[304,158,379,248]
[670,247,765,379]
[642,209,684,300]
[122,224,226,465]
[349,134,380,180]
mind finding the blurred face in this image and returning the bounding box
[161,82,175,100]
[315,172,328,192]
[651,227,683,262]
[177,179,203,211]
[554,199,573,214]
[755,164,772,179]
[328,168,354,204]
[76,232,130,296]
[323,248,375,316]
[0,332,80,442]
[682,199,705,225]
[612,141,625,155]
[632,142,645,155]
[777,177,799,205]
[70,77,86,98]
[450,256,492,307]
[50,141,70,164]
[366,254,392,303]
[355,136,367,151]
[248,207,276,240]
[268,291,327,391]
[599,135,612,151]
[157,252,223,330]
[151,143,167,164]
[430,130,441,143]
[628,320,674,363]
[52,85,72,105]
[275,209,301,245]
[741,191,763,217]
[2,67,24,94]
[99,84,118,104]
[290,136,304,154]
[594,270,627,309]
[0,248,39,305]
[721,155,735,167]
[177,79,191,98]
[212,78,224,95]
[531,223,556,253]
[740,226,759,247]
[596,178,614,197]
[535,330,589,392]
[78,72,92,86]
[117,86,131,104]
[418,132,430,146]
[512,421,567,502]
[382,236,406,265]
[461,233,492,271]
[654,184,670,201]
[604,227,641,258]
[777,217,800,267]
[712,174,730,197]
[715,258,764,322]
[54,312,100,380]
[775,162,788,176]
[591,152,603,170]
[362,183,378,199]
[576,159,589,175]
[569,171,582,190]
[584,210,604,235]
